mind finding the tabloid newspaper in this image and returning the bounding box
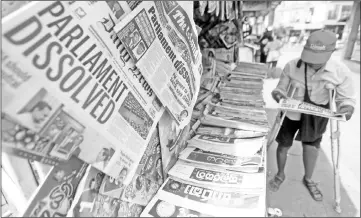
[67,166,145,217]
[168,161,264,190]
[178,147,263,172]
[187,135,266,157]
[114,1,203,128]
[2,1,165,185]
[151,177,265,217]
[279,98,346,121]
[22,156,88,217]
[158,111,190,177]
[140,196,213,217]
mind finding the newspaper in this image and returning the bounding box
[153,177,265,217]
[187,135,265,157]
[158,111,190,177]
[114,1,203,128]
[68,166,144,217]
[168,161,264,189]
[202,113,269,133]
[121,174,160,206]
[22,156,88,217]
[2,1,165,184]
[140,196,213,217]
[279,98,346,121]
[196,125,267,139]
[136,128,164,185]
[178,147,262,172]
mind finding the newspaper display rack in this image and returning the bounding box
[2,1,270,217]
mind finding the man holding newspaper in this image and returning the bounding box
[269,30,356,201]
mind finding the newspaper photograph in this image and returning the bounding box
[158,111,190,177]
[114,1,203,128]
[121,174,160,206]
[2,1,164,185]
[22,156,88,217]
[168,161,264,189]
[68,166,128,217]
[178,147,262,171]
[140,197,213,217]
[187,135,265,157]
[154,178,265,217]
[99,175,125,199]
[136,128,164,185]
[279,98,346,121]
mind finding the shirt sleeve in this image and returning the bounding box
[272,62,291,96]
[335,70,357,109]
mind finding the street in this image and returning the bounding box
[264,45,360,217]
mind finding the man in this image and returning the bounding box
[268,30,356,201]
[91,147,114,170]
[17,101,52,131]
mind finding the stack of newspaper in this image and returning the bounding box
[141,60,269,217]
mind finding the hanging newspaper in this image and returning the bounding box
[22,156,88,217]
[178,147,262,172]
[158,111,190,177]
[2,1,165,185]
[153,177,265,217]
[121,174,160,206]
[279,99,346,121]
[140,197,213,217]
[68,166,144,217]
[114,1,203,128]
[168,161,264,190]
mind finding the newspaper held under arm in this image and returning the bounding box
[278,98,346,121]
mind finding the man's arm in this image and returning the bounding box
[335,70,357,121]
[271,62,292,103]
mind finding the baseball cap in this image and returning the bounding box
[301,30,337,64]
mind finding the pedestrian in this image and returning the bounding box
[259,29,272,63]
[264,35,283,69]
[268,30,356,201]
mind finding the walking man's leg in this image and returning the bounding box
[269,117,300,192]
[302,143,323,201]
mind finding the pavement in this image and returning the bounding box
[264,45,360,217]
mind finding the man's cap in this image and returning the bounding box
[301,30,337,64]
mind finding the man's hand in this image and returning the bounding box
[338,105,354,121]
[271,91,286,103]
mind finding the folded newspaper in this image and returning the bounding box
[168,161,264,190]
[140,196,213,217]
[178,147,263,172]
[114,1,202,128]
[2,1,165,184]
[279,98,346,121]
[151,177,265,217]
[196,125,267,139]
[187,135,266,157]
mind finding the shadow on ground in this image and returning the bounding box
[266,108,358,217]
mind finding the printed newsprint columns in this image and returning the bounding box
[1,1,164,185]
[140,196,213,217]
[22,156,88,217]
[153,177,265,217]
[114,1,203,128]
[168,161,264,190]
[279,98,346,121]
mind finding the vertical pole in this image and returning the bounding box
[343,1,360,60]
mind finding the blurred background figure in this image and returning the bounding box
[264,35,284,69]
